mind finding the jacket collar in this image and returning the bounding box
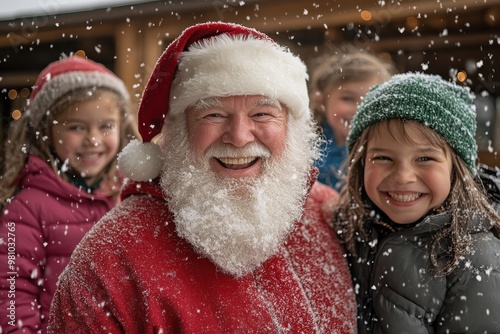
[374,210,492,235]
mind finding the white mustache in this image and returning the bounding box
[205,143,271,159]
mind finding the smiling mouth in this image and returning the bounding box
[387,192,422,202]
[216,157,258,169]
[77,152,103,160]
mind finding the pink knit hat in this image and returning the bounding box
[28,56,129,126]
[118,21,310,181]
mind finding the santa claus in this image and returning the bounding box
[48,21,357,333]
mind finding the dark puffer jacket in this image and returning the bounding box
[349,211,500,334]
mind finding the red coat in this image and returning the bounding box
[49,176,357,333]
[0,155,115,333]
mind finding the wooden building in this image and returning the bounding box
[1,0,500,167]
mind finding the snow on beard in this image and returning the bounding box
[159,112,314,277]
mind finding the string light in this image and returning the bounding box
[360,10,372,21]
[8,89,18,100]
[75,50,86,58]
[11,109,22,120]
[406,16,419,30]
[456,70,467,83]
[20,87,30,98]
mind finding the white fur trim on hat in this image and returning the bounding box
[29,71,129,126]
[117,140,163,181]
[169,34,310,121]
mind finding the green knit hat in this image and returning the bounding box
[346,72,477,173]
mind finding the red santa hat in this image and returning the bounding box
[118,21,310,181]
[28,55,129,127]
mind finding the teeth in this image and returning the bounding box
[218,157,255,165]
[79,153,101,159]
[388,192,421,202]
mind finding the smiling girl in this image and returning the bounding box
[333,73,500,333]
[0,56,137,333]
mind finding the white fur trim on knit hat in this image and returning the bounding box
[169,34,309,122]
[30,72,129,114]
[28,59,129,128]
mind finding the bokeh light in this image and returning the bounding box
[456,70,467,83]
[360,11,372,21]
[11,109,22,120]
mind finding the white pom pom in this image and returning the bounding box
[117,140,163,181]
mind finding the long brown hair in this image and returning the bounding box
[0,87,139,210]
[334,119,500,276]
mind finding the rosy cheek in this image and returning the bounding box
[267,131,287,156]
[189,134,213,160]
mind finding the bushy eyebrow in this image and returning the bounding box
[367,146,444,155]
[191,97,223,111]
[256,97,282,110]
[190,96,282,112]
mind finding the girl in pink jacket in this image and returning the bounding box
[0,56,138,333]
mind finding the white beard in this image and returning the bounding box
[159,114,319,277]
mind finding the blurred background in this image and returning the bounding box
[1,0,499,168]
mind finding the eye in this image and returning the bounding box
[416,156,434,162]
[198,110,226,120]
[68,124,85,131]
[367,155,392,165]
[251,105,282,120]
[372,155,391,161]
[101,122,116,130]
[341,96,356,103]
[205,113,223,118]
[253,112,273,118]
